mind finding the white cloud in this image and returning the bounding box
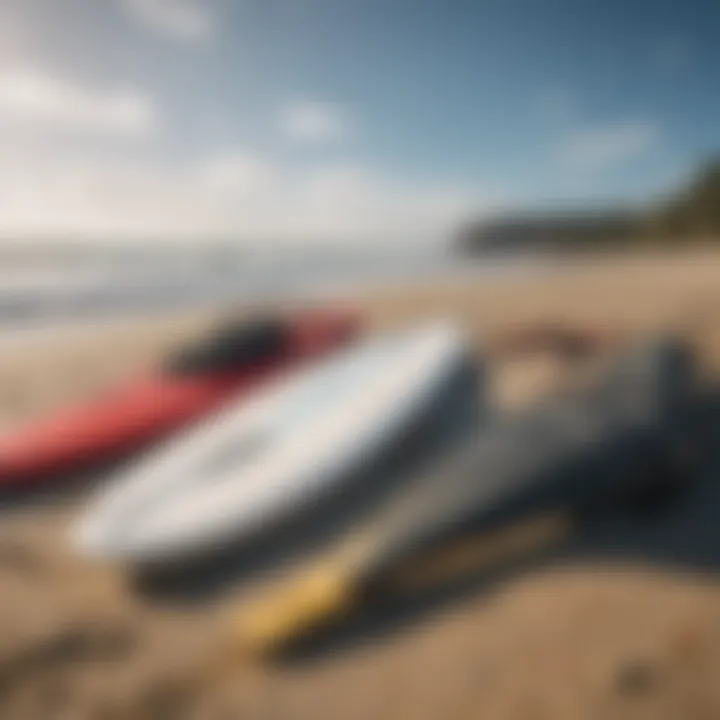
[556,121,660,170]
[0,147,492,244]
[283,163,483,243]
[0,67,155,136]
[280,101,348,144]
[0,12,27,64]
[120,0,214,42]
[200,153,279,197]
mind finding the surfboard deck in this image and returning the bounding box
[75,320,482,566]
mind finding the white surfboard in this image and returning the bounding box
[74,320,482,564]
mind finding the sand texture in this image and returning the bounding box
[1,249,720,718]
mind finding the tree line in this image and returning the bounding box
[457,158,720,253]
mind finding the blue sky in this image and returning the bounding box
[0,0,717,243]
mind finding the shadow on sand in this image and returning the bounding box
[114,389,720,666]
[273,458,719,665]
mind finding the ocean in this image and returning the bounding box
[0,245,542,349]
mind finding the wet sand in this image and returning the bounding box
[2,248,720,719]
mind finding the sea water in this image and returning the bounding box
[0,245,541,349]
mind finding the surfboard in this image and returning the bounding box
[0,309,359,491]
[74,320,481,564]
[234,336,699,653]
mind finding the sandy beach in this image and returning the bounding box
[2,248,720,719]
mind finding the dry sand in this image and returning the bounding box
[2,249,720,718]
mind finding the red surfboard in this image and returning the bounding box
[0,309,360,489]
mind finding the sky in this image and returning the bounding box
[0,0,717,245]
